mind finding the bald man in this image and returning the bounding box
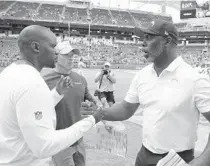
[0,25,104,166]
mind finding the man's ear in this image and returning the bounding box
[165,36,172,45]
[31,41,40,53]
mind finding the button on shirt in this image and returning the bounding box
[0,64,95,166]
[125,56,210,154]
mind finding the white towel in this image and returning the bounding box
[157,149,189,166]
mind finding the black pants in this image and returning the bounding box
[135,145,194,166]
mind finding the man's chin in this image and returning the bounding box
[144,54,154,63]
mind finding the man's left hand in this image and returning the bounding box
[56,75,73,95]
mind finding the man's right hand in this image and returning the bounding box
[81,102,104,123]
[56,75,73,95]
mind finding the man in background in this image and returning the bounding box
[94,62,124,131]
[77,57,86,76]
[94,62,116,108]
[42,41,97,166]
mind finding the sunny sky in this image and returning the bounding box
[20,0,181,22]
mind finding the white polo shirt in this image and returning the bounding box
[0,63,95,166]
[125,56,210,154]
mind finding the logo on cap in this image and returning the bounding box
[34,111,43,120]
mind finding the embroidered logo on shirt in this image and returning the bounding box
[171,78,178,84]
[74,82,82,85]
[34,111,43,120]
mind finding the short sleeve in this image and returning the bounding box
[124,73,139,103]
[194,76,210,113]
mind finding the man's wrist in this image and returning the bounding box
[93,107,105,123]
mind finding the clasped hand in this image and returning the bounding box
[80,101,98,116]
[80,101,104,123]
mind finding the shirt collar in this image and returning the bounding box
[165,56,183,72]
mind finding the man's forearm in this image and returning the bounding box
[102,103,127,121]
[95,74,103,82]
[108,76,116,83]
[30,116,95,158]
[85,89,97,104]
[190,134,210,165]
[102,101,138,121]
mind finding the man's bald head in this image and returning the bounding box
[18,25,57,70]
[18,25,55,49]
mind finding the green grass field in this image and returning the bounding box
[1,67,210,166]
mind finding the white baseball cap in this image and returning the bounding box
[104,62,111,67]
[56,41,80,55]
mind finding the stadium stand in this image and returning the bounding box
[64,7,78,22]
[131,12,153,27]
[0,1,209,69]
[110,10,135,26]
[0,1,14,13]
[36,4,63,21]
[5,2,39,19]
[77,8,88,23]
[89,8,113,25]
[0,1,172,26]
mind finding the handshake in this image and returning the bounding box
[80,101,105,123]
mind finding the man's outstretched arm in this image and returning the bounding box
[102,100,139,121]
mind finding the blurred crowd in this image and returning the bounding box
[1,1,210,32]
[0,36,209,69]
[0,39,19,67]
